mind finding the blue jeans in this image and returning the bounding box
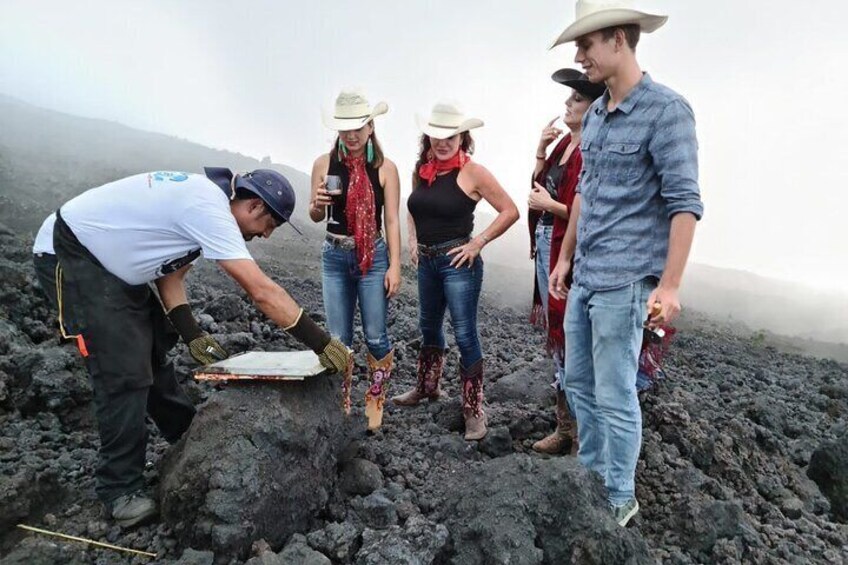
[564,277,656,506]
[534,223,553,317]
[322,237,391,359]
[417,240,483,368]
[534,223,566,389]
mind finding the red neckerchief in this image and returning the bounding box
[418,149,470,186]
[342,154,376,274]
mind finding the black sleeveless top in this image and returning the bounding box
[326,155,384,236]
[407,170,477,245]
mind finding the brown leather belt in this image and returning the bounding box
[417,237,470,257]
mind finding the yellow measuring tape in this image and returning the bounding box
[17,524,157,558]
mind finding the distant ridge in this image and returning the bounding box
[1,93,845,349]
[0,92,316,236]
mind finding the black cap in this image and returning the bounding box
[551,68,606,100]
[204,167,301,234]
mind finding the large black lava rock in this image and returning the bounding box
[808,431,848,522]
[435,454,653,564]
[158,374,355,559]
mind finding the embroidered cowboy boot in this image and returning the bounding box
[365,350,393,431]
[532,389,578,455]
[391,346,446,406]
[461,359,487,441]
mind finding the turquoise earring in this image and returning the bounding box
[338,138,348,160]
[366,138,374,164]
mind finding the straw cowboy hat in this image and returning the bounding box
[322,89,388,131]
[549,0,668,49]
[415,101,484,140]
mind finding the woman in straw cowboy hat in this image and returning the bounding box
[528,69,605,456]
[309,88,402,432]
[391,101,519,441]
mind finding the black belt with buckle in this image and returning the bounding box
[417,237,470,257]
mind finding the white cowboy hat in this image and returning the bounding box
[415,101,484,140]
[322,88,388,131]
[549,0,668,49]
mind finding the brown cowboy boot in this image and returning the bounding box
[533,389,578,455]
[391,346,446,406]
[461,359,487,441]
[365,350,393,431]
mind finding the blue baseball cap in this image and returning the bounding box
[205,167,301,234]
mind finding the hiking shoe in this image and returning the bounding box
[611,498,639,527]
[532,428,569,454]
[109,491,157,528]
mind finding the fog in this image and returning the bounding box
[1,0,846,345]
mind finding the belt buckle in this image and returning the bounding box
[422,245,444,257]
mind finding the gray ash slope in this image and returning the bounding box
[1,222,847,564]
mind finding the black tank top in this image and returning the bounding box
[326,155,384,236]
[541,160,564,226]
[407,170,477,245]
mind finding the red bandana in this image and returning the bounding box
[418,149,470,186]
[343,154,376,274]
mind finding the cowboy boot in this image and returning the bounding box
[532,389,577,455]
[391,346,446,406]
[461,359,487,441]
[365,350,393,431]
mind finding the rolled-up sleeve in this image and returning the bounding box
[649,99,704,220]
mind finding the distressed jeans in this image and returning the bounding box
[321,237,392,360]
[564,277,655,505]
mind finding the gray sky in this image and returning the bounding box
[2,0,847,291]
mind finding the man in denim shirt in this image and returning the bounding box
[549,1,704,526]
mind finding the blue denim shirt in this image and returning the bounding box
[574,73,704,291]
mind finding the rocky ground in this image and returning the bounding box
[2,223,848,564]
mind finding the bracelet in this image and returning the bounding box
[536,153,546,160]
[479,234,490,245]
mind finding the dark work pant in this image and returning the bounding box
[33,252,59,312]
[53,214,196,504]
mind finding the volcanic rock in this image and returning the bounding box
[478,425,513,458]
[808,431,848,522]
[672,498,744,553]
[434,454,653,564]
[306,521,361,562]
[255,533,331,565]
[354,515,449,565]
[278,533,333,564]
[158,375,350,559]
[339,458,383,496]
[488,358,556,406]
[172,548,215,565]
[203,294,247,322]
[353,491,398,530]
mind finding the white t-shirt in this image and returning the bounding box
[60,171,252,285]
[33,212,57,255]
